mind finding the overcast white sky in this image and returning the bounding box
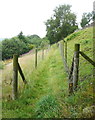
[0,0,94,38]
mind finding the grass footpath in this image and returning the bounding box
[2,27,94,118]
[2,46,69,118]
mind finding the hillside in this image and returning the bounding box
[2,27,94,118]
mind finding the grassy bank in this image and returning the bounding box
[2,27,94,118]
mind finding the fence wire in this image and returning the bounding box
[78,41,93,90]
[66,39,93,81]
[59,39,93,93]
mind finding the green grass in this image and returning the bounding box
[2,27,94,118]
[0,61,4,69]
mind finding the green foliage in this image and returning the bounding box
[1,33,49,60]
[26,34,49,48]
[27,34,42,47]
[80,12,93,28]
[40,39,50,49]
[18,31,25,41]
[66,31,82,41]
[81,39,90,44]
[28,44,35,49]
[35,95,60,118]
[2,38,31,60]
[0,61,4,69]
[45,4,78,44]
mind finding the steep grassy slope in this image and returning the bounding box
[2,27,94,118]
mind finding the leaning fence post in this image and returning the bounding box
[12,54,18,100]
[65,41,67,63]
[35,48,37,68]
[18,63,27,84]
[73,44,80,90]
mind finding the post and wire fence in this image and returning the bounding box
[12,45,51,100]
[59,39,95,95]
[10,38,95,99]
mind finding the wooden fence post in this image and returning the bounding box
[12,54,18,100]
[18,63,27,84]
[59,42,64,60]
[93,22,95,79]
[63,40,64,58]
[59,42,69,75]
[48,45,50,52]
[65,41,67,63]
[73,44,80,90]
[93,11,95,106]
[35,48,37,68]
[69,57,74,94]
[42,48,44,60]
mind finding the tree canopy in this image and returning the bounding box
[80,12,93,28]
[1,32,49,60]
[45,4,78,44]
[80,11,95,28]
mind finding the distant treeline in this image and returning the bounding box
[0,32,49,60]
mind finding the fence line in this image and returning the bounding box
[12,45,50,100]
[42,48,44,60]
[59,40,95,95]
[35,48,38,68]
[59,42,69,75]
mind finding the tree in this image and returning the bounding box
[1,33,49,60]
[18,31,28,43]
[2,37,32,60]
[28,35,42,47]
[40,39,50,49]
[18,31,24,40]
[45,4,78,44]
[80,12,93,28]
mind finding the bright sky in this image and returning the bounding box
[0,0,94,38]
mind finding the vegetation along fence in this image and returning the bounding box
[59,40,95,95]
[12,46,50,100]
